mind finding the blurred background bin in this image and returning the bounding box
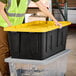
[5,50,71,76]
[4,21,71,60]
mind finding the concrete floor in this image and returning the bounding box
[66,28,76,76]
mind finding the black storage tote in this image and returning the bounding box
[4,21,71,60]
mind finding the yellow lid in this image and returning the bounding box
[4,21,71,32]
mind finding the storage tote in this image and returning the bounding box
[5,49,71,76]
[4,21,71,60]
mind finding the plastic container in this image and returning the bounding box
[4,21,71,60]
[5,49,71,76]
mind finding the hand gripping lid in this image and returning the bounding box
[4,21,71,32]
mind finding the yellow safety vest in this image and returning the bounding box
[0,0,28,27]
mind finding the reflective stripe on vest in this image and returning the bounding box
[6,12,25,17]
[0,0,28,27]
[5,0,28,17]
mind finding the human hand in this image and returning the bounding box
[7,23,12,27]
[54,20,62,29]
[8,25,12,27]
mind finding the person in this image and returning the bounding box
[0,0,62,76]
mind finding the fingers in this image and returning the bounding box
[58,23,62,29]
[7,25,12,27]
[7,23,12,27]
[55,22,62,29]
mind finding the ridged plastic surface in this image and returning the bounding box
[8,26,68,60]
[5,50,70,76]
[4,21,71,32]
[6,21,71,60]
